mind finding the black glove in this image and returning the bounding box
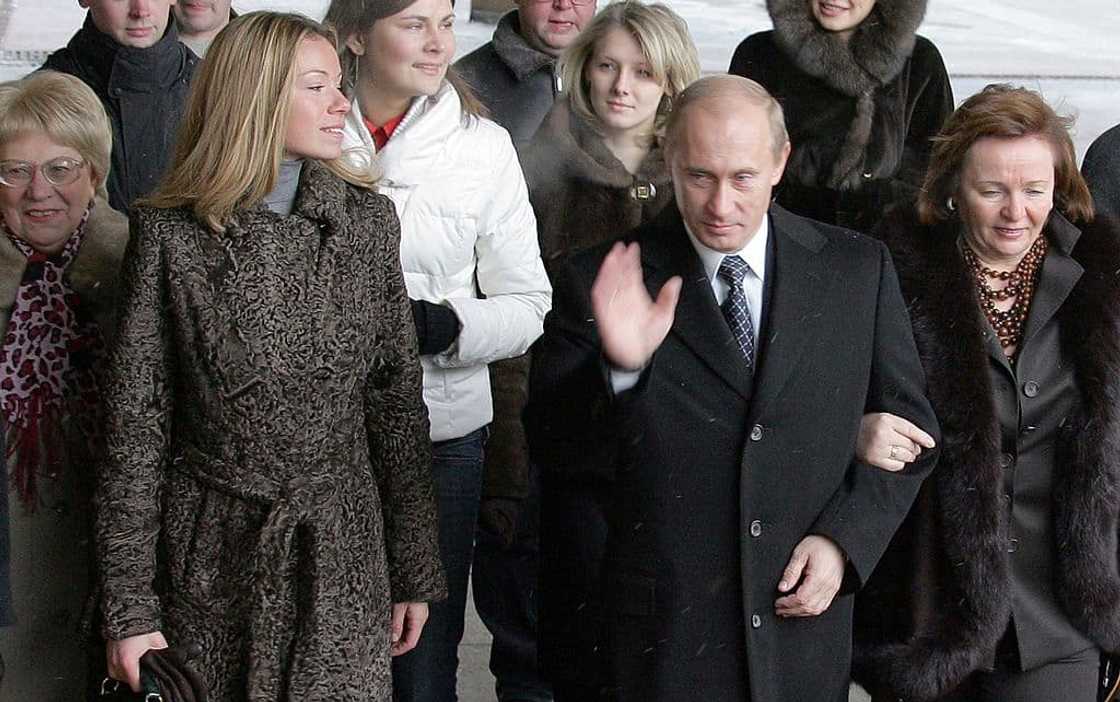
[410,298,461,356]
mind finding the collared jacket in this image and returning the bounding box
[729,0,952,232]
[96,162,444,701]
[455,10,559,149]
[341,82,551,443]
[853,206,1120,701]
[42,14,198,213]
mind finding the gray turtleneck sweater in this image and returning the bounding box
[263,160,303,216]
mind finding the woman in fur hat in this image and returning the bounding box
[729,0,953,232]
[851,84,1117,701]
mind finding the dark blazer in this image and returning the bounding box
[853,207,1120,701]
[527,203,939,701]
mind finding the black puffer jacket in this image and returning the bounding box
[43,14,198,213]
[729,0,952,232]
[455,10,558,149]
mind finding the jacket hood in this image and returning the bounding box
[493,10,556,82]
[767,0,928,95]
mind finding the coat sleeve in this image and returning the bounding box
[1083,125,1120,228]
[809,242,940,588]
[363,195,447,604]
[895,37,954,195]
[96,210,175,640]
[436,127,552,368]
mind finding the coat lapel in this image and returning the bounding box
[747,206,833,422]
[640,207,754,400]
[1022,215,1083,347]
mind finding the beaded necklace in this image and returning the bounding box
[961,234,1048,359]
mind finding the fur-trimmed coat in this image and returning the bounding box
[96,161,446,701]
[852,206,1120,701]
[0,198,128,699]
[729,0,952,232]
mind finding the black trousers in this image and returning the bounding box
[939,646,1099,702]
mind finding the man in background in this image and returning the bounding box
[173,0,234,57]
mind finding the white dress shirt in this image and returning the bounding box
[610,216,770,393]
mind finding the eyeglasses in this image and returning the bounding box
[0,157,87,188]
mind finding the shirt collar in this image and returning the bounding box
[684,214,769,283]
[362,112,407,150]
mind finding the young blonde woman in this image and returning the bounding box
[96,12,444,701]
[493,4,700,698]
[324,0,551,699]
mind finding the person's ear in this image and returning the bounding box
[771,140,791,185]
[345,32,367,57]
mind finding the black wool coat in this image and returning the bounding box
[1083,123,1120,229]
[43,14,197,213]
[527,204,939,701]
[852,206,1120,701]
[729,0,952,233]
[455,10,558,149]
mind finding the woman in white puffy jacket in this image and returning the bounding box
[324,0,551,699]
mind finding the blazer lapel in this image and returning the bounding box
[640,207,754,400]
[1022,215,1083,347]
[747,206,834,422]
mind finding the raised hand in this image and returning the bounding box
[590,242,683,371]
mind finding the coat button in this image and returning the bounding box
[751,614,762,628]
[999,453,1014,469]
[749,520,762,537]
[1008,538,1019,553]
[1022,380,1040,397]
[749,424,763,441]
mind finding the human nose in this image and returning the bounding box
[552,0,574,9]
[330,87,350,115]
[706,181,734,218]
[423,25,448,55]
[24,169,53,200]
[612,68,630,96]
[129,0,151,17]
[1002,193,1026,220]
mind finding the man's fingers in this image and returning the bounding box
[878,458,908,472]
[778,547,807,592]
[390,604,406,644]
[895,417,936,449]
[650,276,682,331]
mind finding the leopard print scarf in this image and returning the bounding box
[1,209,105,511]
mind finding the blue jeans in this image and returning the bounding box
[393,427,487,702]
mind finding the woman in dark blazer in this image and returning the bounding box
[729,0,953,232]
[852,84,1118,701]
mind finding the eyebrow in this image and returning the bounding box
[396,13,455,21]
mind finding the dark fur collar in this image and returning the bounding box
[766,0,928,95]
[493,10,556,82]
[860,206,1120,700]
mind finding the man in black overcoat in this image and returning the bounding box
[526,75,940,702]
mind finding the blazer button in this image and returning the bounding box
[1008,538,1020,553]
[998,453,1014,469]
[1022,380,1040,397]
[749,520,762,537]
[749,424,763,441]
[751,614,762,629]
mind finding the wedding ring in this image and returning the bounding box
[889,445,900,460]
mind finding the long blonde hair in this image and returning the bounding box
[560,1,701,137]
[143,11,375,232]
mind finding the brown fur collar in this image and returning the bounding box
[857,206,1120,700]
[531,99,670,192]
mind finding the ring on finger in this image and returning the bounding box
[889,445,900,460]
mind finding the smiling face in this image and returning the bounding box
[956,135,1056,271]
[348,0,454,116]
[282,36,351,161]
[80,0,176,49]
[516,0,597,57]
[668,97,789,253]
[172,0,230,39]
[585,27,664,140]
[809,0,876,38]
[0,132,96,254]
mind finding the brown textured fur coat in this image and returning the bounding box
[852,206,1120,701]
[96,161,445,701]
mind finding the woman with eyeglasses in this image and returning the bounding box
[0,70,128,700]
[324,0,552,699]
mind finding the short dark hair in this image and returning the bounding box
[919,83,1094,224]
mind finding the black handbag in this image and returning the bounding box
[99,643,207,702]
[1101,653,1120,702]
